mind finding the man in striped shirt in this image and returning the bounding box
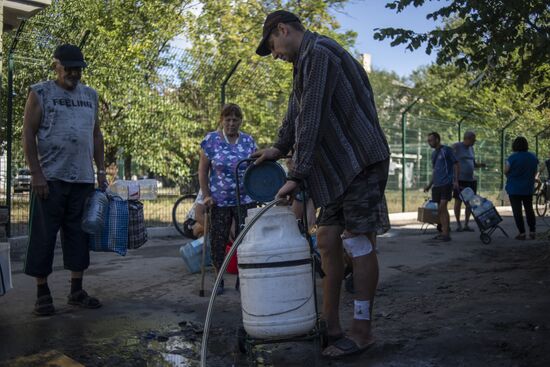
[253,10,390,359]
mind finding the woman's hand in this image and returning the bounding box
[203,195,215,208]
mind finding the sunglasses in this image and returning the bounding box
[63,66,83,73]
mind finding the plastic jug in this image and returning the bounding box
[469,195,482,208]
[460,187,475,202]
[481,199,494,211]
[239,206,316,339]
[108,179,157,200]
[81,190,109,234]
[424,200,438,210]
[179,237,212,274]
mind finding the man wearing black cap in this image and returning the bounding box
[252,10,390,359]
[22,44,107,316]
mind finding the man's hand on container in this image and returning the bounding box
[276,180,299,204]
[251,147,282,165]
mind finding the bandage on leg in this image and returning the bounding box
[342,235,373,258]
[354,300,371,320]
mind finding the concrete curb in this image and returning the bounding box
[7,206,515,254]
[8,225,181,254]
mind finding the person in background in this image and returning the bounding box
[505,137,538,240]
[22,44,106,316]
[452,131,486,232]
[424,132,459,242]
[198,103,257,295]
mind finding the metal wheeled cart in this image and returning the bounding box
[233,158,328,366]
[460,193,508,244]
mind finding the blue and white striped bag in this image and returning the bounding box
[89,195,128,256]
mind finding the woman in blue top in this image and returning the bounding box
[505,137,539,240]
[198,103,257,294]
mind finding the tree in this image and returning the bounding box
[3,0,198,179]
[181,0,358,147]
[374,0,550,110]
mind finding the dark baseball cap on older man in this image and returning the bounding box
[53,44,88,68]
[256,10,301,56]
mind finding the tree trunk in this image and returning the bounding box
[124,155,132,180]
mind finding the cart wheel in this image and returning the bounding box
[237,327,248,354]
[480,233,491,244]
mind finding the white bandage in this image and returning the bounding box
[354,300,371,320]
[342,235,373,258]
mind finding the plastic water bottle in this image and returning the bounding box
[469,195,482,207]
[481,199,493,211]
[425,201,438,210]
[81,190,109,234]
[460,187,475,202]
[108,179,157,200]
[138,179,158,200]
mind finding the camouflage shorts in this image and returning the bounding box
[317,159,390,235]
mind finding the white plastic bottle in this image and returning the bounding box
[137,179,158,200]
[108,179,157,200]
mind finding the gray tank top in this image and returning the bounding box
[30,80,98,183]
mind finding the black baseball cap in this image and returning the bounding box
[53,44,87,68]
[256,10,301,56]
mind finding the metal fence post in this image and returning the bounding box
[220,59,241,107]
[5,55,14,238]
[5,21,26,238]
[401,98,420,212]
[499,117,518,205]
[535,126,550,158]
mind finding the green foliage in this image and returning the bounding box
[2,0,356,181]
[181,0,357,148]
[374,0,550,110]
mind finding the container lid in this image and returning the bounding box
[243,161,286,203]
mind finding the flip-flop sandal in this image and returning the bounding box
[322,336,375,359]
[34,295,55,316]
[67,289,102,309]
[327,333,344,343]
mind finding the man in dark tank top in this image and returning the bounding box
[22,44,107,316]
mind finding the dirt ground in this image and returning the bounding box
[0,212,549,367]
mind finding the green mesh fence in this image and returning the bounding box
[3,19,547,237]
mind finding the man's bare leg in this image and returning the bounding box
[454,199,462,229]
[349,233,377,341]
[323,232,377,356]
[439,200,450,237]
[316,225,344,338]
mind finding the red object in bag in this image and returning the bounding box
[225,241,238,274]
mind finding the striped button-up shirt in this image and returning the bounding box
[274,31,390,207]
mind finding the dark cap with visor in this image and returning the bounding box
[256,10,301,56]
[53,44,88,68]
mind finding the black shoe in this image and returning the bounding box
[34,295,55,316]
